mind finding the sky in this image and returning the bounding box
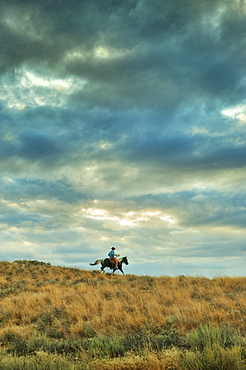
[0,0,245,277]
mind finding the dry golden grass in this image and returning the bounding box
[0,261,245,369]
[0,260,245,340]
[92,348,183,370]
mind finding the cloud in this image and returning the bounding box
[18,130,60,160]
[0,0,245,277]
[1,0,245,111]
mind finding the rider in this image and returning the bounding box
[108,247,119,269]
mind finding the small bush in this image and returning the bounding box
[183,344,244,370]
[27,333,82,356]
[93,348,183,370]
[27,333,50,353]
[6,340,30,357]
[46,339,81,355]
[0,351,77,370]
[154,329,185,349]
[184,324,245,370]
[83,335,125,358]
[186,323,236,351]
[0,328,23,345]
[36,307,71,338]
[80,323,96,338]
[122,332,150,353]
[121,330,185,354]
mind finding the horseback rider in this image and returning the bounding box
[108,246,119,269]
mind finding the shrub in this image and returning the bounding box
[121,329,185,354]
[27,332,82,356]
[0,351,77,370]
[27,333,50,353]
[83,335,125,358]
[80,323,96,338]
[122,331,150,353]
[45,339,82,355]
[184,324,245,370]
[183,344,244,370]
[6,340,30,357]
[186,323,236,351]
[92,348,183,370]
[36,307,71,338]
[0,328,25,345]
[154,329,185,349]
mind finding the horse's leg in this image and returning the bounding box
[118,262,124,274]
[113,268,124,274]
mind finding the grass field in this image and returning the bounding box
[0,260,245,369]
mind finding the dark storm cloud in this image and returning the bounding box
[0,0,245,276]
[0,213,43,226]
[14,109,244,178]
[18,130,60,160]
[0,127,66,169]
[114,127,246,173]
[0,175,86,203]
[1,0,246,110]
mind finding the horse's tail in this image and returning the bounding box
[90,259,103,266]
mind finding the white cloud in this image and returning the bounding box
[222,104,246,123]
[0,68,86,110]
[81,207,176,229]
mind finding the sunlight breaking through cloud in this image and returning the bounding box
[222,104,246,122]
[81,208,176,228]
[0,69,87,109]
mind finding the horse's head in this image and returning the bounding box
[122,256,129,265]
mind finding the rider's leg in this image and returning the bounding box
[110,257,118,268]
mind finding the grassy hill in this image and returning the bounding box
[0,260,245,369]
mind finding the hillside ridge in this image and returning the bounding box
[0,260,245,369]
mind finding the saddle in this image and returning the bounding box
[109,258,118,269]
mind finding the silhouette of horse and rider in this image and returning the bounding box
[90,247,129,274]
